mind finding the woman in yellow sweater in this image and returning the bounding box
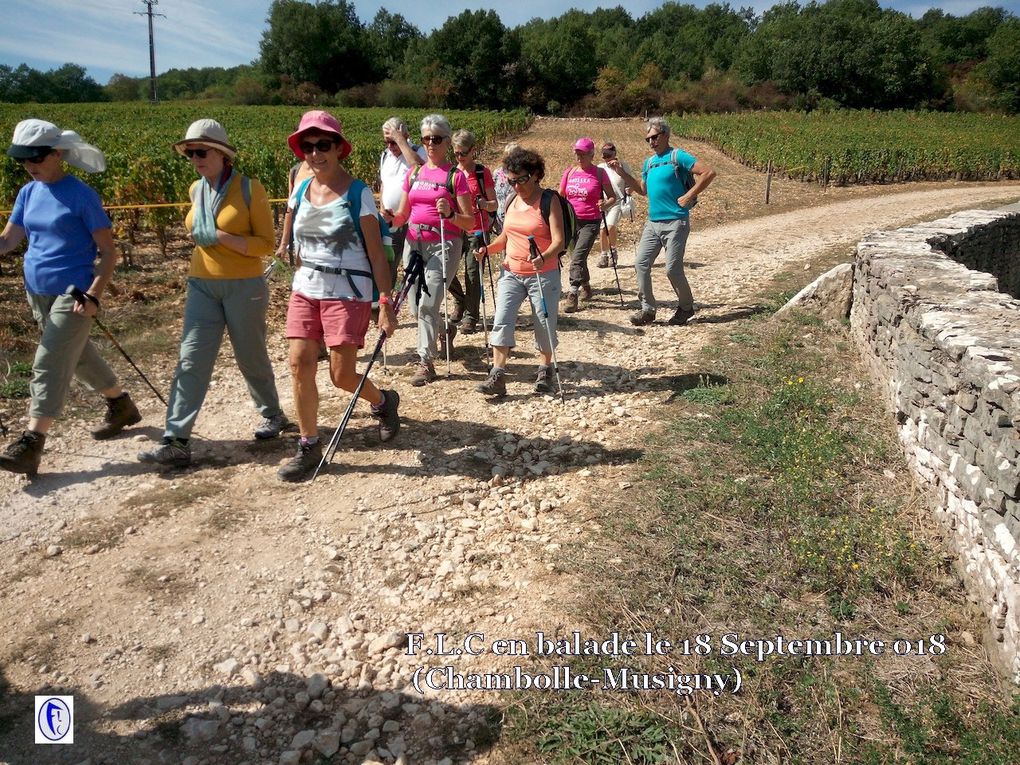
[138,119,288,468]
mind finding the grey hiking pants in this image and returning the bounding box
[634,218,693,313]
[27,292,119,419]
[567,219,601,290]
[404,237,463,362]
[164,276,282,439]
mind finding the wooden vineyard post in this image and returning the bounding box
[765,160,773,205]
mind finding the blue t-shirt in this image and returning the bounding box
[642,148,697,222]
[10,175,111,296]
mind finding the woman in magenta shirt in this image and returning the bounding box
[559,137,615,313]
[384,114,473,386]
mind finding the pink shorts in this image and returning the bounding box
[286,291,372,349]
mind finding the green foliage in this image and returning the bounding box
[0,63,106,104]
[676,110,1020,183]
[0,104,531,210]
[529,700,679,764]
[980,18,1020,112]
[0,361,31,399]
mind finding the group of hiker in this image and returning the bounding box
[0,112,715,482]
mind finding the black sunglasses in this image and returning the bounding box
[454,149,472,157]
[421,135,446,145]
[301,138,337,155]
[507,174,531,186]
[184,148,210,159]
[19,147,55,164]
[645,133,663,143]
[384,139,397,147]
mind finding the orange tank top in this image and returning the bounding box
[503,194,557,276]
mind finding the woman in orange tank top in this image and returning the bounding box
[472,148,564,397]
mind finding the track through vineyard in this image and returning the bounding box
[0,117,1018,765]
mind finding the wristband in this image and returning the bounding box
[378,295,392,306]
[84,292,100,308]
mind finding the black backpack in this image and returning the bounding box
[504,187,577,257]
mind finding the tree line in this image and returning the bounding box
[3,1,1018,114]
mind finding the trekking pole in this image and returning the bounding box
[600,211,625,307]
[67,286,168,407]
[0,412,7,437]
[439,215,452,377]
[473,233,493,370]
[311,251,425,481]
[527,236,565,404]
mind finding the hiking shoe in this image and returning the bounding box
[535,365,554,394]
[476,367,507,397]
[439,321,457,358]
[450,302,465,323]
[137,437,191,468]
[460,317,478,334]
[278,439,323,483]
[92,392,142,440]
[371,390,401,442]
[254,413,290,440]
[597,253,610,268]
[629,308,656,326]
[580,283,593,301]
[411,359,437,387]
[563,292,579,313]
[667,307,696,326]
[0,431,45,477]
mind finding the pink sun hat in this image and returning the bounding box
[288,110,353,161]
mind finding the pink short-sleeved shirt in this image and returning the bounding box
[404,163,470,243]
[560,165,607,222]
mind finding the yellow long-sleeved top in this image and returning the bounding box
[183,175,274,279]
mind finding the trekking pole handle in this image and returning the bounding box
[67,285,100,310]
[527,235,544,266]
[474,231,487,258]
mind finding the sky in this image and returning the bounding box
[1,0,1018,86]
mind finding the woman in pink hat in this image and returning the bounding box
[279,110,400,482]
[559,137,615,313]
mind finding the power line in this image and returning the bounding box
[134,0,166,103]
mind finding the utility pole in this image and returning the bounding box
[135,0,165,103]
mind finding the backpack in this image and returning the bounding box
[409,164,458,199]
[470,162,499,234]
[644,148,698,210]
[293,177,394,300]
[504,187,577,258]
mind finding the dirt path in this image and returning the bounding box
[1,117,1018,765]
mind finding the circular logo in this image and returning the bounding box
[37,698,71,741]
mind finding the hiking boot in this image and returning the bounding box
[580,283,593,301]
[439,321,457,358]
[254,413,290,440]
[278,439,323,483]
[371,390,401,442]
[92,392,142,440]
[476,367,507,397]
[563,292,579,313]
[137,437,191,468]
[0,431,45,477]
[410,359,437,387]
[597,252,610,268]
[667,307,697,326]
[450,302,465,323]
[460,316,478,334]
[535,365,554,394]
[629,308,656,326]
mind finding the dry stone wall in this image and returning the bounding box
[849,209,1020,681]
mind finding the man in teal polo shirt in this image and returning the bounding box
[610,117,716,326]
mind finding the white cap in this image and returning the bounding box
[7,118,106,172]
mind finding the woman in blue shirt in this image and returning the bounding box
[0,119,140,478]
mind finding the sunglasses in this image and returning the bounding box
[421,135,446,145]
[300,138,336,155]
[384,139,397,147]
[645,133,663,143]
[602,152,616,158]
[184,148,210,159]
[19,147,54,164]
[507,174,531,186]
[454,149,472,157]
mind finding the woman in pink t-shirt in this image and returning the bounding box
[384,114,473,386]
[559,137,615,313]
